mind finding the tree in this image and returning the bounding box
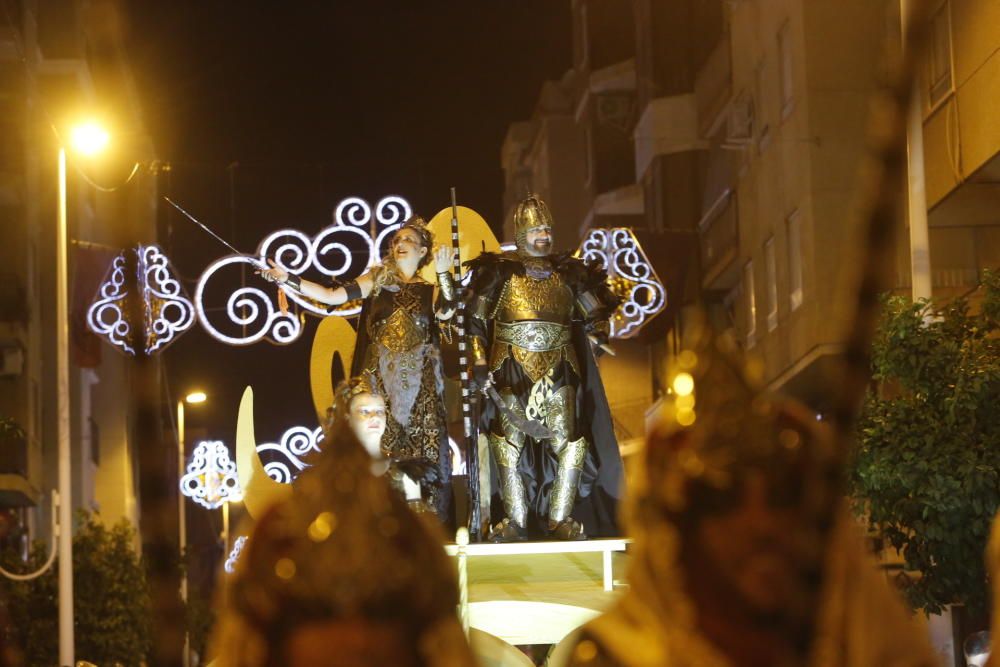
[851,271,1000,615]
[1,512,152,666]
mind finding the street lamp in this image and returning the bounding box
[56,120,109,667]
[177,389,206,667]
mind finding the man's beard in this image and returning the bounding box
[526,239,552,257]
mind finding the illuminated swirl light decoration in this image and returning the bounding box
[577,228,666,339]
[139,245,196,354]
[86,252,135,355]
[194,195,411,346]
[224,535,248,574]
[180,440,242,510]
[255,425,324,484]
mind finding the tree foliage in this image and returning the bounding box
[851,271,1000,614]
[1,512,152,666]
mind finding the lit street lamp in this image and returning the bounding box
[56,121,109,667]
[176,390,206,667]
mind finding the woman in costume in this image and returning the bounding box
[210,385,476,667]
[260,218,456,524]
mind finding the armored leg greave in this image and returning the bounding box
[488,432,528,529]
[543,385,588,528]
[548,437,588,525]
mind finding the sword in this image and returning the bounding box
[481,373,555,441]
[163,196,267,270]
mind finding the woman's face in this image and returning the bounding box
[349,393,387,457]
[390,228,427,270]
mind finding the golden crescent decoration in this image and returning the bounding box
[420,205,500,284]
[235,385,292,520]
[309,315,358,422]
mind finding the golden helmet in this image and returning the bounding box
[513,194,554,250]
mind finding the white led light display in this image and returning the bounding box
[577,228,666,339]
[140,245,196,354]
[86,252,135,355]
[193,195,412,345]
[194,255,302,346]
[180,440,241,510]
[255,425,324,484]
[224,535,248,574]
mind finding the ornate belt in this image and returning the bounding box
[495,321,571,352]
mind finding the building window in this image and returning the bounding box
[744,260,756,347]
[765,236,778,331]
[787,209,803,310]
[777,20,794,119]
[927,2,953,109]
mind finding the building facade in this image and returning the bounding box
[502,0,996,428]
[0,0,158,556]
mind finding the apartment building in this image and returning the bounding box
[920,0,1000,294]
[0,0,158,553]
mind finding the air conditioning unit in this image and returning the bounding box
[0,344,24,377]
[725,96,754,145]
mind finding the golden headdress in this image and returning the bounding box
[569,326,936,667]
[211,417,475,666]
[512,194,554,251]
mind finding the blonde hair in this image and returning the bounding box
[369,217,433,296]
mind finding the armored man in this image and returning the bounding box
[466,195,623,541]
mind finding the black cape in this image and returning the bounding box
[465,251,624,538]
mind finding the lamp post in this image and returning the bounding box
[177,390,205,667]
[57,121,110,667]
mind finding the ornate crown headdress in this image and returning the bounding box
[512,194,554,250]
[213,416,475,666]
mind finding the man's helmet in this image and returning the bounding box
[513,194,554,252]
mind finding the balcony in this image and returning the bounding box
[699,190,740,290]
[694,35,733,137]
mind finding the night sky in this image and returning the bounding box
[122,2,573,445]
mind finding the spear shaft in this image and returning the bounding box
[450,188,481,540]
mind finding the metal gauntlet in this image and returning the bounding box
[436,271,457,303]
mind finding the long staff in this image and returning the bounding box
[450,188,481,540]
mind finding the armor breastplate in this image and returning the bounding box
[489,271,578,382]
[493,272,574,325]
[368,283,431,353]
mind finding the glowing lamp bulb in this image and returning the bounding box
[70,122,109,156]
[672,372,695,397]
[185,391,207,404]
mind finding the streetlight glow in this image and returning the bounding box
[672,372,695,397]
[70,122,110,156]
[185,391,207,404]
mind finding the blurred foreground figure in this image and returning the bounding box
[982,514,1000,666]
[564,334,936,667]
[212,384,476,667]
